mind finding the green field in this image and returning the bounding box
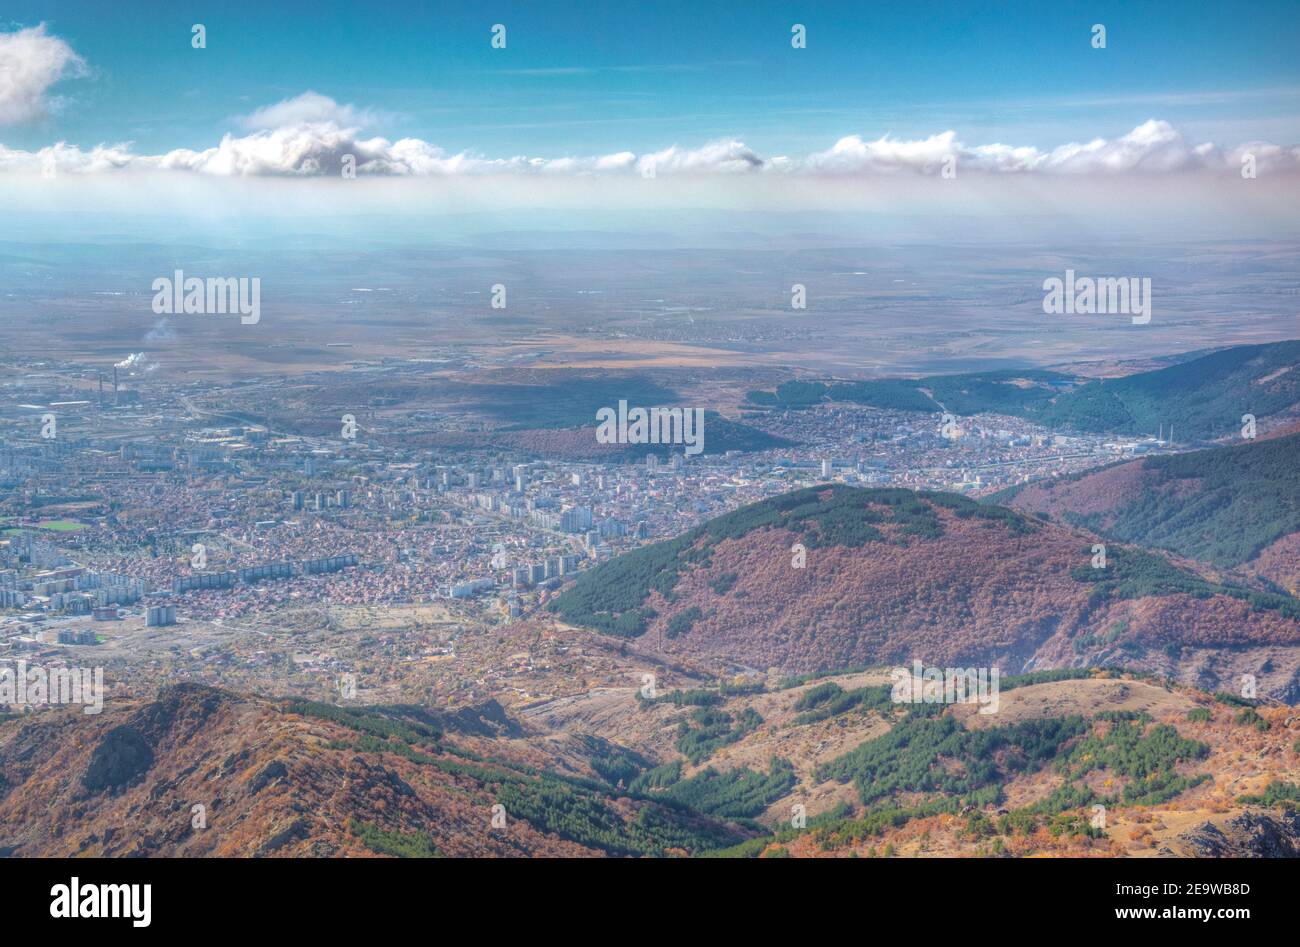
[36,520,87,532]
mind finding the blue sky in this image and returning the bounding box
[6,0,1300,156]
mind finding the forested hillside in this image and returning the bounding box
[997,432,1300,571]
[746,340,1300,441]
[549,485,1300,694]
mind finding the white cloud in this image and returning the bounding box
[154,123,365,176]
[2,90,1297,178]
[133,111,765,178]
[801,119,1300,174]
[0,24,86,125]
[0,139,133,173]
[802,130,963,174]
[1039,119,1205,172]
[239,91,375,130]
[637,139,764,175]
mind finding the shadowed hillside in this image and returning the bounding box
[993,431,1300,591]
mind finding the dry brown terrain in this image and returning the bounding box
[4,659,1298,858]
[0,682,735,857]
[582,492,1300,700]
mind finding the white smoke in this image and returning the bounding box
[143,318,175,342]
[115,352,156,373]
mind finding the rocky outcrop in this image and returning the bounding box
[1179,809,1300,857]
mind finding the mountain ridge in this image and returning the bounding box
[992,430,1300,592]
[746,339,1300,441]
[550,485,1300,700]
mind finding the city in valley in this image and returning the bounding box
[0,349,1170,710]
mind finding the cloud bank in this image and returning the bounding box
[2,91,1298,178]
